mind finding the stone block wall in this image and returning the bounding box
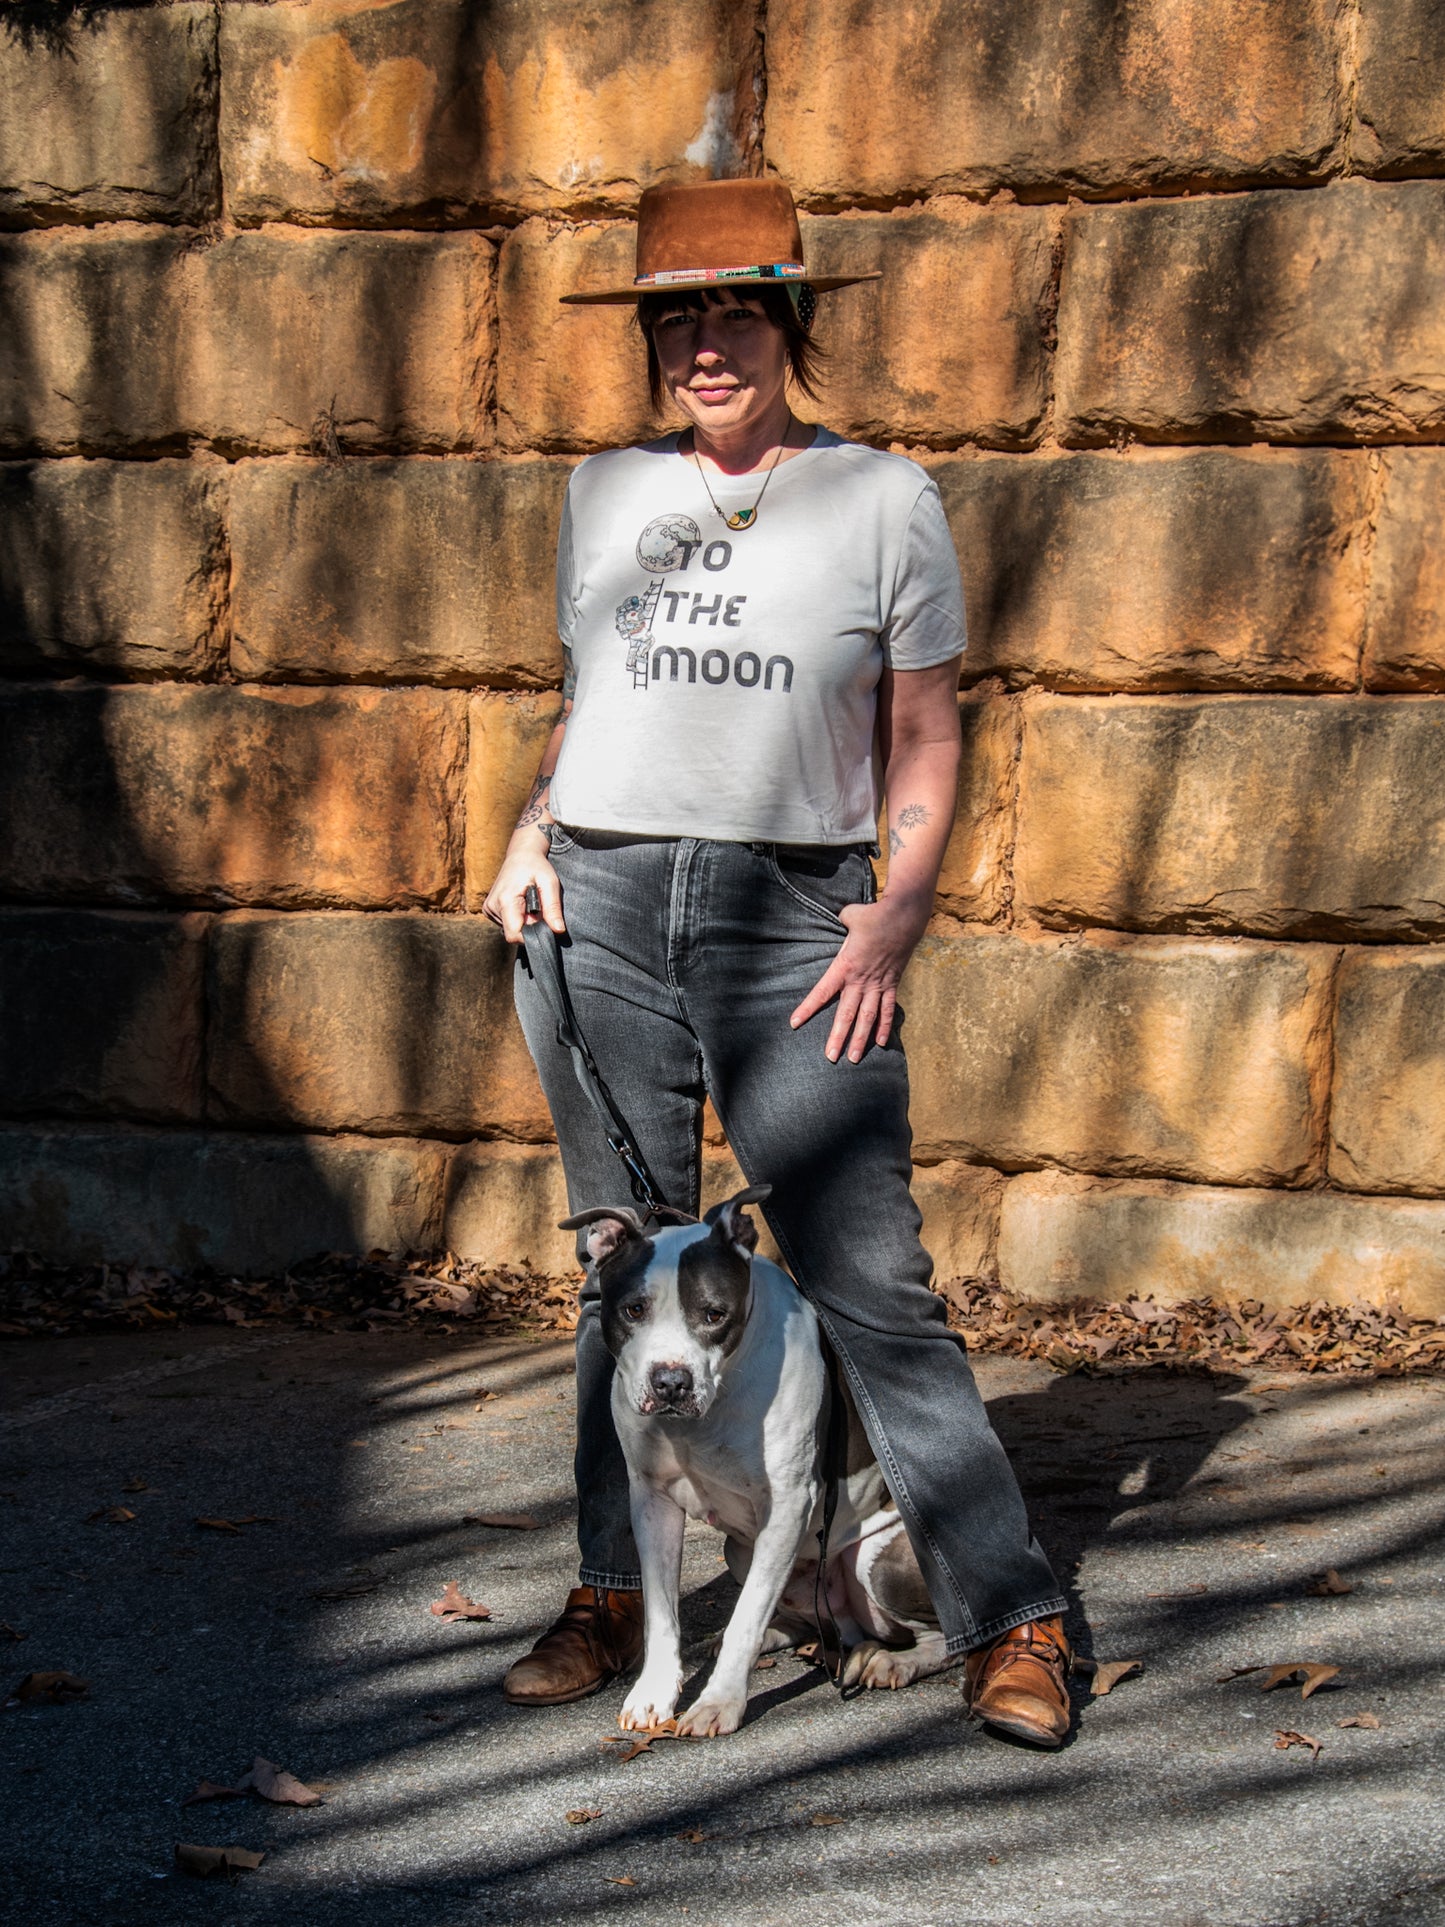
[3,0,1444,1319]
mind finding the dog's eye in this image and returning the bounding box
[622,1302,647,1323]
[703,1307,726,1325]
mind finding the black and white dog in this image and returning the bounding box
[562,1185,949,1737]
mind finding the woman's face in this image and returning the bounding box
[650,293,790,438]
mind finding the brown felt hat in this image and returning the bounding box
[559,178,882,305]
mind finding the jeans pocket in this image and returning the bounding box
[766,846,871,928]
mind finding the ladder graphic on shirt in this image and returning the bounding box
[626,580,663,689]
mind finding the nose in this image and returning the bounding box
[649,1362,694,1403]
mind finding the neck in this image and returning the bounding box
[689,396,794,475]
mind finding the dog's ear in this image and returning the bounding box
[704,1184,771,1257]
[559,1205,649,1266]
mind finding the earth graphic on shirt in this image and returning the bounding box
[635,514,703,574]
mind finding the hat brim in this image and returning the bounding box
[560,270,882,305]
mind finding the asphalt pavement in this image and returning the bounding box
[2,1328,1442,1926]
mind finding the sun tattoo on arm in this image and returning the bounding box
[888,801,931,858]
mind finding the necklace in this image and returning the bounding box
[688,411,792,530]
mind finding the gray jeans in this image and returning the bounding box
[513,828,1064,1654]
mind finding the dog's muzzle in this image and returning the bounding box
[640,1361,700,1417]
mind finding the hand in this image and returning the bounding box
[789,893,931,1063]
[482,827,566,942]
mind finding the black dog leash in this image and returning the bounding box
[519,887,669,1219]
[813,1343,863,1700]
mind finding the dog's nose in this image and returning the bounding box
[649,1362,693,1402]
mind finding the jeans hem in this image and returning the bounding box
[579,1567,643,1592]
[945,1597,1070,1658]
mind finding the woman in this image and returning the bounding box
[483,179,1071,1747]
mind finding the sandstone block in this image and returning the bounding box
[0,460,226,678]
[910,1161,1005,1293]
[193,231,493,455]
[800,206,1054,447]
[0,910,204,1124]
[221,0,757,224]
[1330,950,1445,1197]
[443,1141,574,1275]
[497,221,656,452]
[0,4,219,226]
[1364,450,1445,689]
[0,1124,444,1273]
[0,231,192,452]
[207,911,549,1140]
[1056,181,1445,445]
[231,457,570,686]
[464,693,566,911]
[1353,0,1445,174]
[933,692,1016,922]
[901,931,1331,1184]
[1015,695,1445,939]
[0,230,491,454]
[768,0,1339,201]
[935,450,1370,691]
[997,1168,1445,1318]
[0,684,465,908]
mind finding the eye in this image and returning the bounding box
[622,1302,647,1323]
[702,1307,726,1326]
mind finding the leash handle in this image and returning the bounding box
[519,899,669,1221]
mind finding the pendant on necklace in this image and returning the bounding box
[726,507,756,530]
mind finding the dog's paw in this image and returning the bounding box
[675,1689,746,1738]
[619,1673,681,1731]
[842,1640,916,1691]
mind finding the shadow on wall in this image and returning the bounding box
[0,0,687,1277]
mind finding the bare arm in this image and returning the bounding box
[481,648,574,941]
[789,658,962,1062]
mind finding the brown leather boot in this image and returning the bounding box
[502,1585,644,1706]
[963,1615,1073,1748]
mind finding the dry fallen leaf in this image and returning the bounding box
[174,1842,265,1878]
[1259,1663,1341,1700]
[8,1670,89,1705]
[1088,1658,1144,1698]
[194,1517,242,1535]
[0,1623,26,1643]
[606,1875,637,1886]
[182,1779,246,1807]
[121,1478,150,1493]
[460,1512,540,1531]
[810,1814,844,1827]
[86,1506,136,1525]
[238,1756,322,1807]
[566,1808,602,1825]
[677,1827,708,1843]
[1337,1712,1381,1730]
[1307,1569,1353,1596]
[754,1656,777,1670]
[430,1581,491,1623]
[1273,1729,1323,1761]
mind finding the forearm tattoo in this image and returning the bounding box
[516,770,552,830]
[887,801,931,858]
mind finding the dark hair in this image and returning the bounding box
[634,285,826,411]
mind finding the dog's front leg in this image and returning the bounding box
[676,1489,814,1739]
[617,1481,686,1732]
